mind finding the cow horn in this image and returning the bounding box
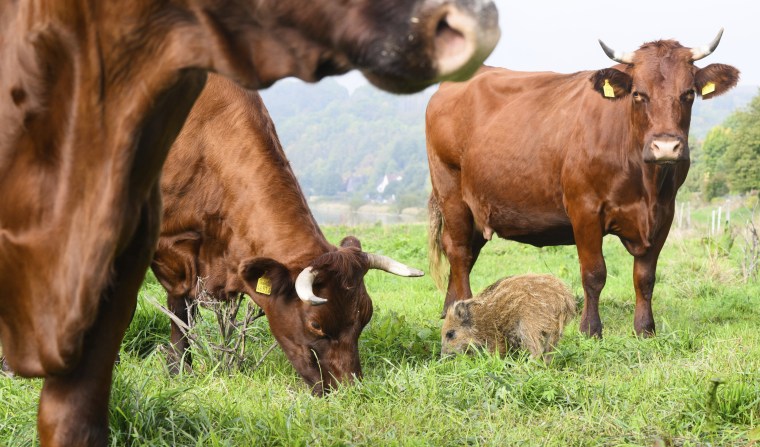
[690,28,724,61]
[294,266,328,305]
[598,39,635,64]
[366,253,424,277]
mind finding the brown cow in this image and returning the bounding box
[152,74,423,394]
[0,1,499,445]
[427,31,739,339]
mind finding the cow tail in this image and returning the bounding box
[428,194,449,291]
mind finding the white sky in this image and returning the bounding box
[488,0,756,84]
[337,0,758,89]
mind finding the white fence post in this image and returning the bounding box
[711,210,716,236]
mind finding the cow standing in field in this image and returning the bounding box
[153,74,423,394]
[427,31,738,338]
[0,0,499,445]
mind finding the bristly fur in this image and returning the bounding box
[441,274,576,363]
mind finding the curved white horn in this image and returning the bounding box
[690,28,724,61]
[367,253,424,277]
[598,39,635,64]
[294,266,328,305]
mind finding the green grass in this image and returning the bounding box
[2,223,759,446]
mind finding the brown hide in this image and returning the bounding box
[0,0,497,444]
[153,74,399,394]
[427,38,739,339]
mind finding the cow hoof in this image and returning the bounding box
[634,317,656,338]
[1,358,14,378]
[635,327,656,338]
[579,320,603,339]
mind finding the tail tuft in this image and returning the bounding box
[428,194,449,291]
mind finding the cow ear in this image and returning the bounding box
[695,64,740,99]
[238,257,294,300]
[453,301,473,326]
[590,68,632,100]
[339,236,362,250]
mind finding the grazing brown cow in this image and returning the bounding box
[427,31,739,339]
[152,74,423,394]
[0,0,499,445]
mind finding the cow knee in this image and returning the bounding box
[634,272,655,298]
[582,266,606,296]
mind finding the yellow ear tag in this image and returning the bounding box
[255,276,272,295]
[702,81,716,96]
[603,79,615,98]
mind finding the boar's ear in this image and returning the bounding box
[454,301,473,326]
[239,257,295,299]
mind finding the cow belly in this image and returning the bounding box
[506,226,576,247]
[465,192,572,247]
[490,216,575,247]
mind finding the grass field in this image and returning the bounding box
[1,221,759,446]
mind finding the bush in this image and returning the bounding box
[704,173,729,201]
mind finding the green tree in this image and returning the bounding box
[701,126,732,174]
[725,93,760,193]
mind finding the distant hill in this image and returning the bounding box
[261,79,434,207]
[260,78,757,206]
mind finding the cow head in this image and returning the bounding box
[226,0,500,93]
[238,236,423,395]
[591,29,739,164]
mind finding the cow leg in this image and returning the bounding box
[167,294,192,374]
[632,255,656,337]
[573,219,606,338]
[632,227,670,337]
[37,191,160,447]
[441,203,486,315]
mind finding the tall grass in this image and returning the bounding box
[1,223,758,446]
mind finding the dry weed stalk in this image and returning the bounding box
[146,276,274,373]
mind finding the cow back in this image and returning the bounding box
[156,74,330,300]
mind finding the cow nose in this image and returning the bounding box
[426,0,500,80]
[650,139,683,162]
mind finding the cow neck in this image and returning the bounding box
[223,140,333,268]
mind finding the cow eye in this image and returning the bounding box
[308,321,329,339]
[632,91,645,102]
[445,329,456,340]
[682,90,696,102]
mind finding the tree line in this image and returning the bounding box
[685,88,760,202]
[260,78,757,209]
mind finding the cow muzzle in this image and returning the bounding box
[644,137,689,164]
[363,0,499,93]
[426,0,500,81]
[308,359,361,396]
